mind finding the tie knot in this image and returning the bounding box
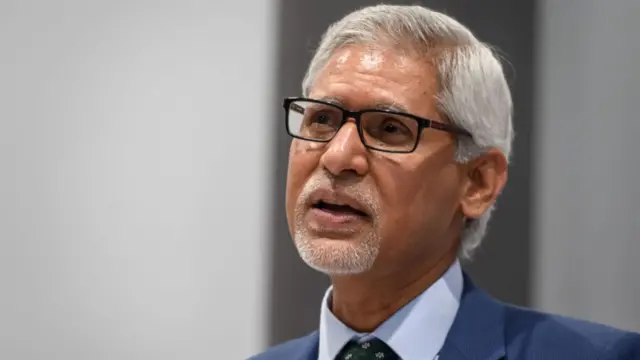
[335,336,400,360]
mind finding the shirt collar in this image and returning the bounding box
[317,260,463,360]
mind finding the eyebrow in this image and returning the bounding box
[372,102,409,113]
[316,96,410,113]
[316,95,344,106]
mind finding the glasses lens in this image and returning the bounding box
[361,112,420,152]
[287,100,342,141]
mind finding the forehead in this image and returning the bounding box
[309,45,439,116]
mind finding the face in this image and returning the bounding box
[286,45,476,276]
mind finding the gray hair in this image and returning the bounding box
[301,5,514,259]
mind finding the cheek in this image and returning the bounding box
[285,142,321,225]
[377,171,425,234]
[373,156,429,219]
[374,160,460,247]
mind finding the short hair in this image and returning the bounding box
[302,5,514,259]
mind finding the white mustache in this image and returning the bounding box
[297,172,379,217]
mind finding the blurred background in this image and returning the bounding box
[1,0,638,359]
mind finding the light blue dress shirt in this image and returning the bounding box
[317,260,463,360]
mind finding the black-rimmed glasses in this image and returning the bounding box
[283,97,471,153]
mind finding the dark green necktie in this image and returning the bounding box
[334,337,401,360]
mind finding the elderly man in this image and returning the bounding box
[251,4,640,360]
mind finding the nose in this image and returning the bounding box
[319,121,369,177]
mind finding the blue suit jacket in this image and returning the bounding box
[249,274,640,360]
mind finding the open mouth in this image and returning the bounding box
[312,200,368,217]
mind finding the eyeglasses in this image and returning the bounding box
[283,97,471,153]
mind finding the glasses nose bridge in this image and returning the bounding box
[340,109,363,127]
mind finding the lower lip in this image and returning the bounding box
[306,208,368,231]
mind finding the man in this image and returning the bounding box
[251,4,640,360]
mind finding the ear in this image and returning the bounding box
[460,148,508,219]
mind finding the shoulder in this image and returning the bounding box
[503,304,640,359]
[247,331,318,360]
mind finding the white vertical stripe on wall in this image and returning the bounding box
[533,0,640,331]
[0,1,274,358]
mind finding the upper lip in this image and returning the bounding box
[307,188,370,216]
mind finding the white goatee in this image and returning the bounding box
[293,172,381,275]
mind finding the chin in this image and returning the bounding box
[293,231,380,275]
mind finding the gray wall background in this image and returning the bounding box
[0,1,275,358]
[533,0,640,332]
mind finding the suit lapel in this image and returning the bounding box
[438,273,506,360]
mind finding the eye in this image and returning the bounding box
[312,112,333,125]
[361,113,418,149]
[381,119,410,135]
[383,123,399,133]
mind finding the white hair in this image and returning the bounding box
[301,4,514,260]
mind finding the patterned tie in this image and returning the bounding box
[334,336,401,360]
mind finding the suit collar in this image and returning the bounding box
[438,273,506,360]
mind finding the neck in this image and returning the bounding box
[328,248,458,332]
